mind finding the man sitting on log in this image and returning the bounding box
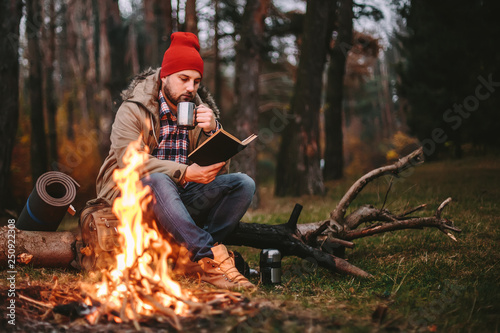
[95,32,255,290]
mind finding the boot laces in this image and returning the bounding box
[218,256,248,283]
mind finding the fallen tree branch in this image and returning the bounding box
[295,197,461,242]
[227,220,373,278]
[331,147,424,225]
[436,197,453,218]
[342,215,460,241]
[345,206,397,230]
[398,204,427,218]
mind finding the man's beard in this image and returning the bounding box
[163,82,194,106]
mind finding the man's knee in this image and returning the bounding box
[234,173,256,197]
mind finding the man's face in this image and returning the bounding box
[161,70,202,110]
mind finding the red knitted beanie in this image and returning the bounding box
[160,32,204,78]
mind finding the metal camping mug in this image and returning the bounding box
[260,249,282,285]
[177,101,197,129]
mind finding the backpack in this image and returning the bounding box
[77,199,120,271]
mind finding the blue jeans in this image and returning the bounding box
[141,173,255,261]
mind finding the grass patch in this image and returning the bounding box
[1,156,499,332]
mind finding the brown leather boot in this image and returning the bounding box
[198,244,255,291]
[172,246,203,276]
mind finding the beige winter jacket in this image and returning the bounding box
[95,68,227,204]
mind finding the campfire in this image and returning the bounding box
[13,140,255,331]
[85,140,249,329]
[89,139,189,327]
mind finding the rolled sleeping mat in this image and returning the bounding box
[16,171,80,231]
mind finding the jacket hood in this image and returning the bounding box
[120,67,220,119]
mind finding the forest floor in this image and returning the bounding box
[1,155,499,332]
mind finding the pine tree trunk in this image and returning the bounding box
[44,0,59,167]
[185,0,198,35]
[144,0,159,66]
[275,0,333,196]
[27,0,49,184]
[0,0,23,213]
[96,0,121,161]
[323,0,353,181]
[61,1,86,124]
[233,0,270,207]
[213,0,222,107]
[158,0,174,57]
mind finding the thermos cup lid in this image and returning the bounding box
[260,249,281,263]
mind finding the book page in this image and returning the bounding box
[241,134,258,145]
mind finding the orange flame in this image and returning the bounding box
[95,139,188,319]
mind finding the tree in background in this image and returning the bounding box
[323,1,384,180]
[212,0,222,107]
[143,0,174,68]
[397,0,500,158]
[0,0,23,215]
[185,0,198,34]
[42,0,58,166]
[275,0,334,196]
[144,0,160,66]
[96,0,124,160]
[323,0,351,181]
[233,0,270,207]
[27,0,49,183]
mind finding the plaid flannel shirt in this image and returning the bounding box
[152,91,220,165]
[152,91,190,164]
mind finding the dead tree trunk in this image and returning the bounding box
[228,204,372,278]
[0,148,461,278]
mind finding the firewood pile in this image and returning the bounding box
[5,277,259,332]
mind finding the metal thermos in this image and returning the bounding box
[260,249,281,285]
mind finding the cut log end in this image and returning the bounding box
[0,227,77,269]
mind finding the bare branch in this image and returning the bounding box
[398,204,427,218]
[436,197,452,218]
[342,216,461,241]
[345,205,396,230]
[331,147,424,224]
[303,219,330,243]
[317,236,355,249]
[380,176,394,211]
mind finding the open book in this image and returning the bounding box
[188,129,258,166]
